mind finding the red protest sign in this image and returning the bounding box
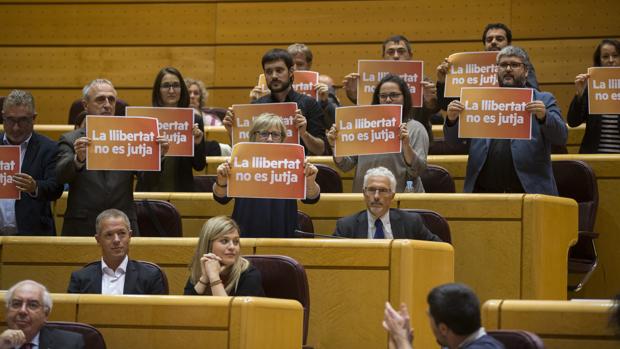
[126,107,195,157]
[334,105,402,157]
[0,146,20,199]
[231,103,299,145]
[357,60,424,107]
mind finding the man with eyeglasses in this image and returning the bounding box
[436,23,539,111]
[443,46,567,195]
[67,209,167,295]
[333,167,441,241]
[228,48,326,155]
[57,79,168,236]
[2,280,84,349]
[0,90,63,236]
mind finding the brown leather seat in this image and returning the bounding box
[244,255,311,347]
[45,321,107,349]
[420,164,456,193]
[488,330,544,349]
[193,175,217,192]
[552,160,599,292]
[134,199,182,237]
[315,164,343,193]
[402,208,451,243]
[67,98,129,125]
[136,260,170,295]
[429,137,469,155]
[297,210,314,235]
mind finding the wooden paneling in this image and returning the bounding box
[0,3,216,45]
[215,0,510,44]
[0,47,215,88]
[511,0,620,39]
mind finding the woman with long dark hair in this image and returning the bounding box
[327,74,429,192]
[136,67,206,191]
[568,39,620,153]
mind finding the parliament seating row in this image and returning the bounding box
[483,299,618,349]
[53,193,578,305]
[0,237,453,349]
[0,291,303,349]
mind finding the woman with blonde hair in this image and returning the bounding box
[184,216,264,296]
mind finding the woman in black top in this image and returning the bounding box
[567,39,620,153]
[184,216,264,296]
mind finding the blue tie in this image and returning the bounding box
[374,218,385,239]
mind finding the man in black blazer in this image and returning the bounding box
[3,280,84,349]
[67,209,167,295]
[334,167,442,241]
[0,90,64,236]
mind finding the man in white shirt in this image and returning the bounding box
[333,166,441,241]
[67,209,167,295]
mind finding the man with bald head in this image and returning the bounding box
[1,280,84,349]
[56,79,167,236]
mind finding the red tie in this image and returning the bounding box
[20,343,33,349]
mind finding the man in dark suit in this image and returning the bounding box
[3,280,84,349]
[67,209,167,295]
[0,90,63,235]
[334,167,442,241]
[56,79,168,236]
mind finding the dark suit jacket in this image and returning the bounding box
[67,259,167,295]
[1,132,64,235]
[57,128,138,236]
[39,326,85,349]
[334,208,442,241]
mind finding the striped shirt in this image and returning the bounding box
[597,114,620,153]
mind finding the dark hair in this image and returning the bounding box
[593,39,620,67]
[482,23,512,45]
[382,35,412,56]
[427,283,481,336]
[152,67,190,107]
[371,74,412,121]
[74,110,87,130]
[612,293,620,336]
[261,48,294,70]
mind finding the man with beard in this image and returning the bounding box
[443,46,567,195]
[436,23,539,110]
[226,48,326,155]
[333,167,442,241]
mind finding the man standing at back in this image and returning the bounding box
[0,90,63,235]
[57,79,150,236]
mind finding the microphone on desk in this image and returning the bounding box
[293,230,348,239]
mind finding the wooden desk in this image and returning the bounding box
[483,299,618,349]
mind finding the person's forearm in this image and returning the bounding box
[301,133,325,155]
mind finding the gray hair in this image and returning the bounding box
[95,209,130,235]
[185,78,209,109]
[363,167,397,192]
[496,46,531,70]
[287,43,313,66]
[2,89,35,115]
[248,113,287,142]
[5,280,53,315]
[82,79,115,100]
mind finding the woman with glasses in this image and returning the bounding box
[327,74,429,192]
[184,216,264,296]
[135,67,206,192]
[568,39,620,153]
[213,113,321,238]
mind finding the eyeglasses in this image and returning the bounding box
[3,116,33,126]
[161,83,181,90]
[379,92,403,101]
[498,62,525,70]
[363,187,392,196]
[9,299,43,311]
[255,131,283,140]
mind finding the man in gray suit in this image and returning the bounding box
[334,166,442,241]
[57,79,167,236]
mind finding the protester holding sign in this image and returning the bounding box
[0,90,63,235]
[567,39,620,153]
[328,74,429,193]
[185,216,265,296]
[213,113,320,238]
[444,46,567,195]
[135,67,206,192]
[57,79,169,236]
